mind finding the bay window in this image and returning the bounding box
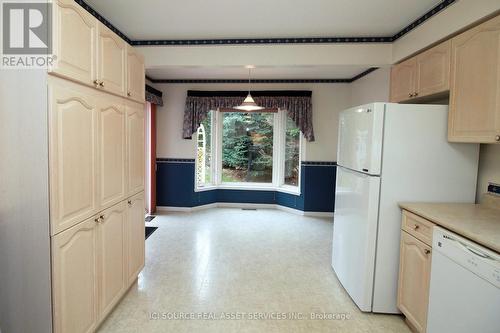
[195,109,301,193]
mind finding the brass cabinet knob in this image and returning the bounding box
[424,249,431,255]
[414,92,419,97]
[127,92,131,97]
[495,135,500,142]
[99,81,104,87]
[93,79,99,87]
[408,93,413,97]
[99,214,104,221]
[127,200,132,205]
[413,224,420,230]
[94,218,99,223]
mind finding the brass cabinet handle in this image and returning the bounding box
[93,79,99,87]
[495,135,500,142]
[99,81,104,87]
[94,217,99,223]
[99,214,104,221]
[424,249,431,255]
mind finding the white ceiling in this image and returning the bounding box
[146,65,374,80]
[85,0,442,40]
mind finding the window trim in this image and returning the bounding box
[194,109,301,196]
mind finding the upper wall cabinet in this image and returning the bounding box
[390,41,451,103]
[51,0,97,85]
[127,46,146,103]
[50,1,145,103]
[448,15,500,143]
[416,40,451,98]
[98,25,127,96]
[390,58,417,102]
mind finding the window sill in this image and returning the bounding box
[194,184,300,196]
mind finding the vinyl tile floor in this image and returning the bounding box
[98,208,411,333]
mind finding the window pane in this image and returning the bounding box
[196,111,212,186]
[222,112,273,183]
[284,116,300,186]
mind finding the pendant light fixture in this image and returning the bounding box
[234,66,264,111]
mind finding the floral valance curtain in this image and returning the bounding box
[146,84,163,106]
[183,90,314,141]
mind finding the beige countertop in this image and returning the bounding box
[399,196,500,253]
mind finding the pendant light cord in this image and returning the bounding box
[248,68,251,94]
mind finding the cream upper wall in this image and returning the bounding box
[392,0,500,62]
[350,67,390,107]
[155,83,352,161]
[140,44,392,68]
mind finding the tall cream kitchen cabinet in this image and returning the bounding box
[448,14,500,143]
[49,75,145,332]
[48,0,145,330]
[98,97,127,209]
[127,102,146,196]
[48,79,99,235]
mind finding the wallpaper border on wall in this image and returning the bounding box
[75,0,455,46]
[156,159,337,212]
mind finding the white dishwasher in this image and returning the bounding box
[427,227,500,333]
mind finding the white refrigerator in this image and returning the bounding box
[331,103,479,313]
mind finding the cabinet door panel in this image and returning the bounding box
[51,0,97,85]
[127,192,145,284]
[52,218,98,333]
[397,231,431,333]
[390,58,417,102]
[49,81,98,235]
[98,24,127,96]
[127,47,145,102]
[127,103,145,196]
[416,40,451,97]
[98,202,127,319]
[449,15,500,143]
[99,99,126,208]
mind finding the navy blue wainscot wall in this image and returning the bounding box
[156,159,336,213]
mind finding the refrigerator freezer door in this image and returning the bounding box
[337,104,384,175]
[332,166,381,312]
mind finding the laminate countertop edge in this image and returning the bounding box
[399,202,500,254]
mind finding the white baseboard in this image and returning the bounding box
[156,203,333,217]
[216,202,276,210]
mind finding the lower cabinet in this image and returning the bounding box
[52,192,145,333]
[97,202,127,321]
[398,211,433,333]
[127,192,145,284]
[52,217,98,333]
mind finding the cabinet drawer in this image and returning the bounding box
[402,210,434,245]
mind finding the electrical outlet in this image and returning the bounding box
[487,182,500,196]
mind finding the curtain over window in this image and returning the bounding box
[182,90,314,141]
